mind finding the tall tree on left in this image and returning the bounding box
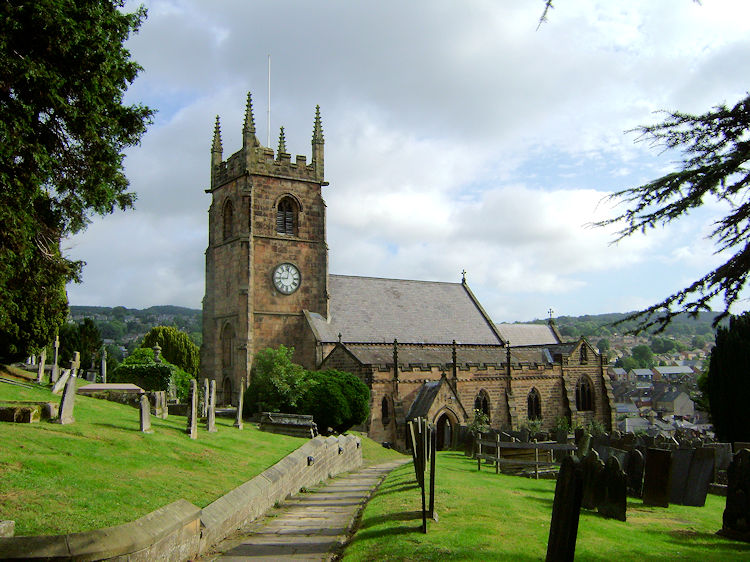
[0,1,153,361]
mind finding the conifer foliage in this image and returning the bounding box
[0,1,153,360]
[704,312,750,443]
[596,95,750,331]
[142,326,200,376]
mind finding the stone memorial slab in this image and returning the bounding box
[202,378,210,418]
[669,448,694,505]
[546,455,583,562]
[719,449,750,542]
[206,379,217,432]
[598,456,627,521]
[683,447,715,507]
[643,448,672,507]
[139,394,153,434]
[57,376,76,424]
[101,347,107,384]
[581,450,604,510]
[625,448,644,498]
[186,379,197,439]
[234,377,244,430]
[51,335,60,384]
[36,348,46,384]
[51,369,71,395]
[706,443,733,474]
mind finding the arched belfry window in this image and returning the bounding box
[576,376,593,411]
[276,196,298,236]
[223,200,234,240]
[382,396,391,426]
[221,323,234,369]
[474,390,490,420]
[528,388,542,420]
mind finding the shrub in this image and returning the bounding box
[298,369,370,434]
[142,326,200,376]
[243,346,309,416]
[110,347,193,401]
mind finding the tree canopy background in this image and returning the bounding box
[0,0,153,361]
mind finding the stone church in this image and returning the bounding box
[201,93,615,449]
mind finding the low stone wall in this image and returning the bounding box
[0,434,362,560]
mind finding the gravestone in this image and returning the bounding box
[576,430,591,458]
[57,376,76,424]
[718,449,750,542]
[546,455,583,562]
[154,391,168,419]
[202,378,210,418]
[186,379,197,439]
[101,347,107,384]
[139,394,153,434]
[70,351,81,378]
[669,448,694,505]
[734,443,750,454]
[625,448,644,498]
[581,450,604,510]
[51,369,71,395]
[643,448,672,507]
[683,447,715,507]
[206,379,217,432]
[705,443,733,474]
[51,334,60,384]
[36,348,46,384]
[234,377,244,430]
[598,456,627,521]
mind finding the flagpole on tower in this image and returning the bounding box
[267,54,271,147]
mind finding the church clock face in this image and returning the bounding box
[272,263,301,295]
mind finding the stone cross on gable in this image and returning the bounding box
[548,308,554,320]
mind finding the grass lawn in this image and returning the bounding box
[0,378,394,537]
[342,451,750,561]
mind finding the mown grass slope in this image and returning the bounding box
[342,451,750,561]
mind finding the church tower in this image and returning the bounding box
[201,93,329,403]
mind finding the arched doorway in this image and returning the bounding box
[222,377,233,406]
[435,413,453,450]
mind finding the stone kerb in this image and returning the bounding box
[198,434,362,554]
[0,500,201,561]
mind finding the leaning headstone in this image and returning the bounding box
[234,377,245,430]
[139,394,153,434]
[202,378,210,418]
[546,455,583,562]
[51,369,71,395]
[669,448,694,505]
[625,448,645,498]
[597,456,627,521]
[57,376,76,425]
[186,379,197,439]
[683,447,716,507]
[50,335,60,384]
[718,449,750,542]
[581,450,604,510]
[36,348,47,384]
[206,379,217,432]
[643,448,672,507]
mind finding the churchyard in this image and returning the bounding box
[0,375,402,537]
[342,452,749,561]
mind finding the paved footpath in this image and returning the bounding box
[201,458,410,561]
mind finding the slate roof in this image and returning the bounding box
[307,275,502,345]
[495,323,560,346]
[406,380,442,420]
[653,366,695,376]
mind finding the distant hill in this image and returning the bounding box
[524,311,723,339]
[68,305,202,347]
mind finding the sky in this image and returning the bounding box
[64,0,750,322]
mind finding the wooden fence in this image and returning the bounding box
[475,433,578,479]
